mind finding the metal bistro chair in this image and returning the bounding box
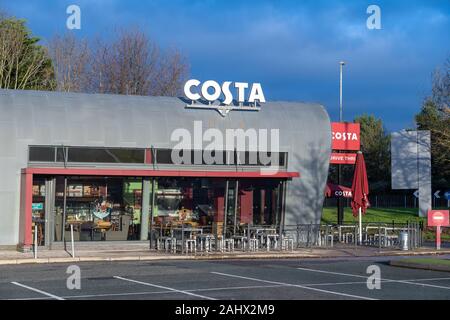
[157,236,177,253]
[232,235,247,251]
[281,235,295,251]
[197,234,214,253]
[266,233,279,251]
[185,239,196,254]
[222,238,234,253]
[248,238,259,252]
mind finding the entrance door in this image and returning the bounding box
[251,180,284,227]
[32,176,55,247]
[44,178,56,247]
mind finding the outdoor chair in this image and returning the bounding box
[281,237,294,251]
[222,238,234,252]
[185,239,196,254]
[232,235,246,251]
[266,234,279,251]
[157,236,177,253]
[197,234,214,253]
[248,238,259,252]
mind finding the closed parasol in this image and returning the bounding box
[351,151,370,243]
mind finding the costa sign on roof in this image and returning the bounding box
[331,122,360,151]
[183,79,266,117]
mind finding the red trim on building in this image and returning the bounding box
[22,167,300,179]
[22,172,33,247]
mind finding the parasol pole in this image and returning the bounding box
[358,207,362,244]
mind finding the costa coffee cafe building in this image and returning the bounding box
[0,81,331,250]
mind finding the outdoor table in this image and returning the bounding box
[172,227,203,254]
[337,225,356,242]
[172,227,203,237]
[250,227,277,247]
[249,227,277,234]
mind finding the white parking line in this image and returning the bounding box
[296,267,450,290]
[9,274,450,300]
[8,284,286,300]
[11,282,64,300]
[211,272,377,300]
[114,276,216,300]
[402,277,450,283]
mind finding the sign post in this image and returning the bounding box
[436,226,441,251]
[427,210,449,250]
[331,122,360,225]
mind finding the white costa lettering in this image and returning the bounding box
[184,79,266,117]
[184,80,266,105]
[332,132,358,141]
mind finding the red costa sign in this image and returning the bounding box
[330,153,357,165]
[331,122,360,151]
[427,210,449,227]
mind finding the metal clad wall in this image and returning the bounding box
[391,131,419,189]
[391,130,432,217]
[0,89,331,245]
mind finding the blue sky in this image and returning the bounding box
[1,0,449,131]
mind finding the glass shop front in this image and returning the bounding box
[32,175,286,244]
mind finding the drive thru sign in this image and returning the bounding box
[427,210,449,250]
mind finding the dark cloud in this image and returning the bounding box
[2,0,449,131]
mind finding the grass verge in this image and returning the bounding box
[390,258,450,272]
[322,207,450,241]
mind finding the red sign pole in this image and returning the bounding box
[436,226,441,250]
[427,210,449,251]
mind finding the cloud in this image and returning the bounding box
[1,0,449,131]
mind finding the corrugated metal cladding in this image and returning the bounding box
[0,89,331,245]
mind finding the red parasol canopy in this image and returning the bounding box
[351,152,370,217]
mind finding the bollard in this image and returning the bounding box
[181,224,184,255]
[70,224,75,258]
[34,224,38,259]
[378,224,381,252]
[399,231,409,251]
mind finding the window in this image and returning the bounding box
[28,145,288,168]
[29,146,55,162]
[54,176,143,241]
[67,147,145,163]
[155,149,173,164]
[56,147,66,162]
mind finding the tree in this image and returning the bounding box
[0,14,55,90]
[354,114,391,192]
[416,58,450,188]
[47,33,90,92]
[89,29,189,96]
